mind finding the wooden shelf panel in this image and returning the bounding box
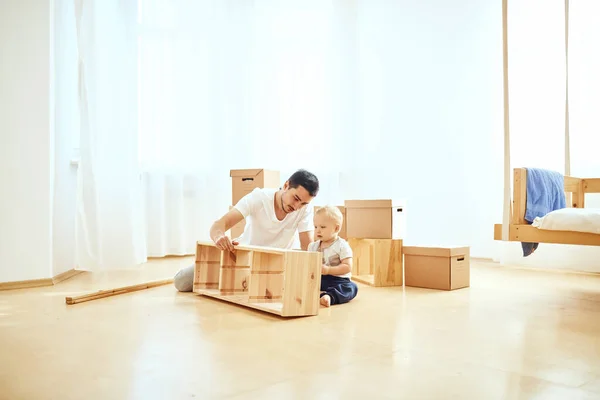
[196,240,305,256]
[493,223,600,246]
[348,239,403,287]
[197,289,284,316]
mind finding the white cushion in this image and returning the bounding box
[532,208,600,234]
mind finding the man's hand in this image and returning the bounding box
[209,208,244,251]
[321,264,329,275]
[214,235,238,252]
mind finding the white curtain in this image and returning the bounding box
[138,0,356,255]
[73,0,505,268]
[570,0,600,185]
[74,0,147,270]
[139,0,503,258]
[562,0,600,271]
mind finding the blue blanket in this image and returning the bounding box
[521,167,566,256]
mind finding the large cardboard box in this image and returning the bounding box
[230,169,280,205]
[313,205,347,240]
[344,199,405,239]
[403,245,470,290]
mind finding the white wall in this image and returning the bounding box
[0,0,54,282]
[0,0,78,282]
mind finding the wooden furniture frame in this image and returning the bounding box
[193,241,322,317]
[348,238,403,287]
[494,168,600,246]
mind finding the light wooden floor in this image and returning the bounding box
[1,257,599,400]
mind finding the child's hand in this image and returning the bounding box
[321,264,329,275]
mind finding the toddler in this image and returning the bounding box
[308,205,358,307]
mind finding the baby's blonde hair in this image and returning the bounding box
[315,205,343,228]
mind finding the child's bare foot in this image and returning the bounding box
[320,295,331,307]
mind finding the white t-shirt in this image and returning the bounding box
[233,187,314,249]
[307,237,353,278]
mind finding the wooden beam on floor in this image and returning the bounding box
[65,279,174,305]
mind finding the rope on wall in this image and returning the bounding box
[502,0,511,241]
[564,0,571,177]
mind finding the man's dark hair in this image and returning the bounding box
[288,169,319,197]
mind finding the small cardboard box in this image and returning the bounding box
[230,169,280,205]
[228,206,246,239]
[314,205,347,240]
[403,245,470,290]
[344,199,405,239]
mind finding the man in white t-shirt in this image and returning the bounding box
[173,169,319,292]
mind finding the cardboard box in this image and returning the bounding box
[228,206,246,239]
[230,169,280,205]
[403,245,470,290]
[313,205,347,240]
[344,199,405,239]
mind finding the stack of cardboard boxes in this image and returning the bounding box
[343,199,470,291]
[343,199,406,287]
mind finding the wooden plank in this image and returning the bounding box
[510,225,600,246]
[196,288,284,316]
[195,244,222,290]
[65,279,174,305]
[281,251,321,317]
[494,223,600,246]
[348,238,373,276]
[583,178,600,193]
[373,239,403,287]
[512,168,527,224]
[248,252,284,302]
[572,179,585,208]
[196,240,291,256]
[494,223,503,241]
[564,176,582,192]
[194,260,220,290]
[219,249,251,294]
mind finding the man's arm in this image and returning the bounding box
[299,230,314,250]
[297,204,315,251]
[212,189,258,251]
[210,208,244,251]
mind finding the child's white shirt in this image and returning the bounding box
[308,237,353,278]
[233,187,314,249]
